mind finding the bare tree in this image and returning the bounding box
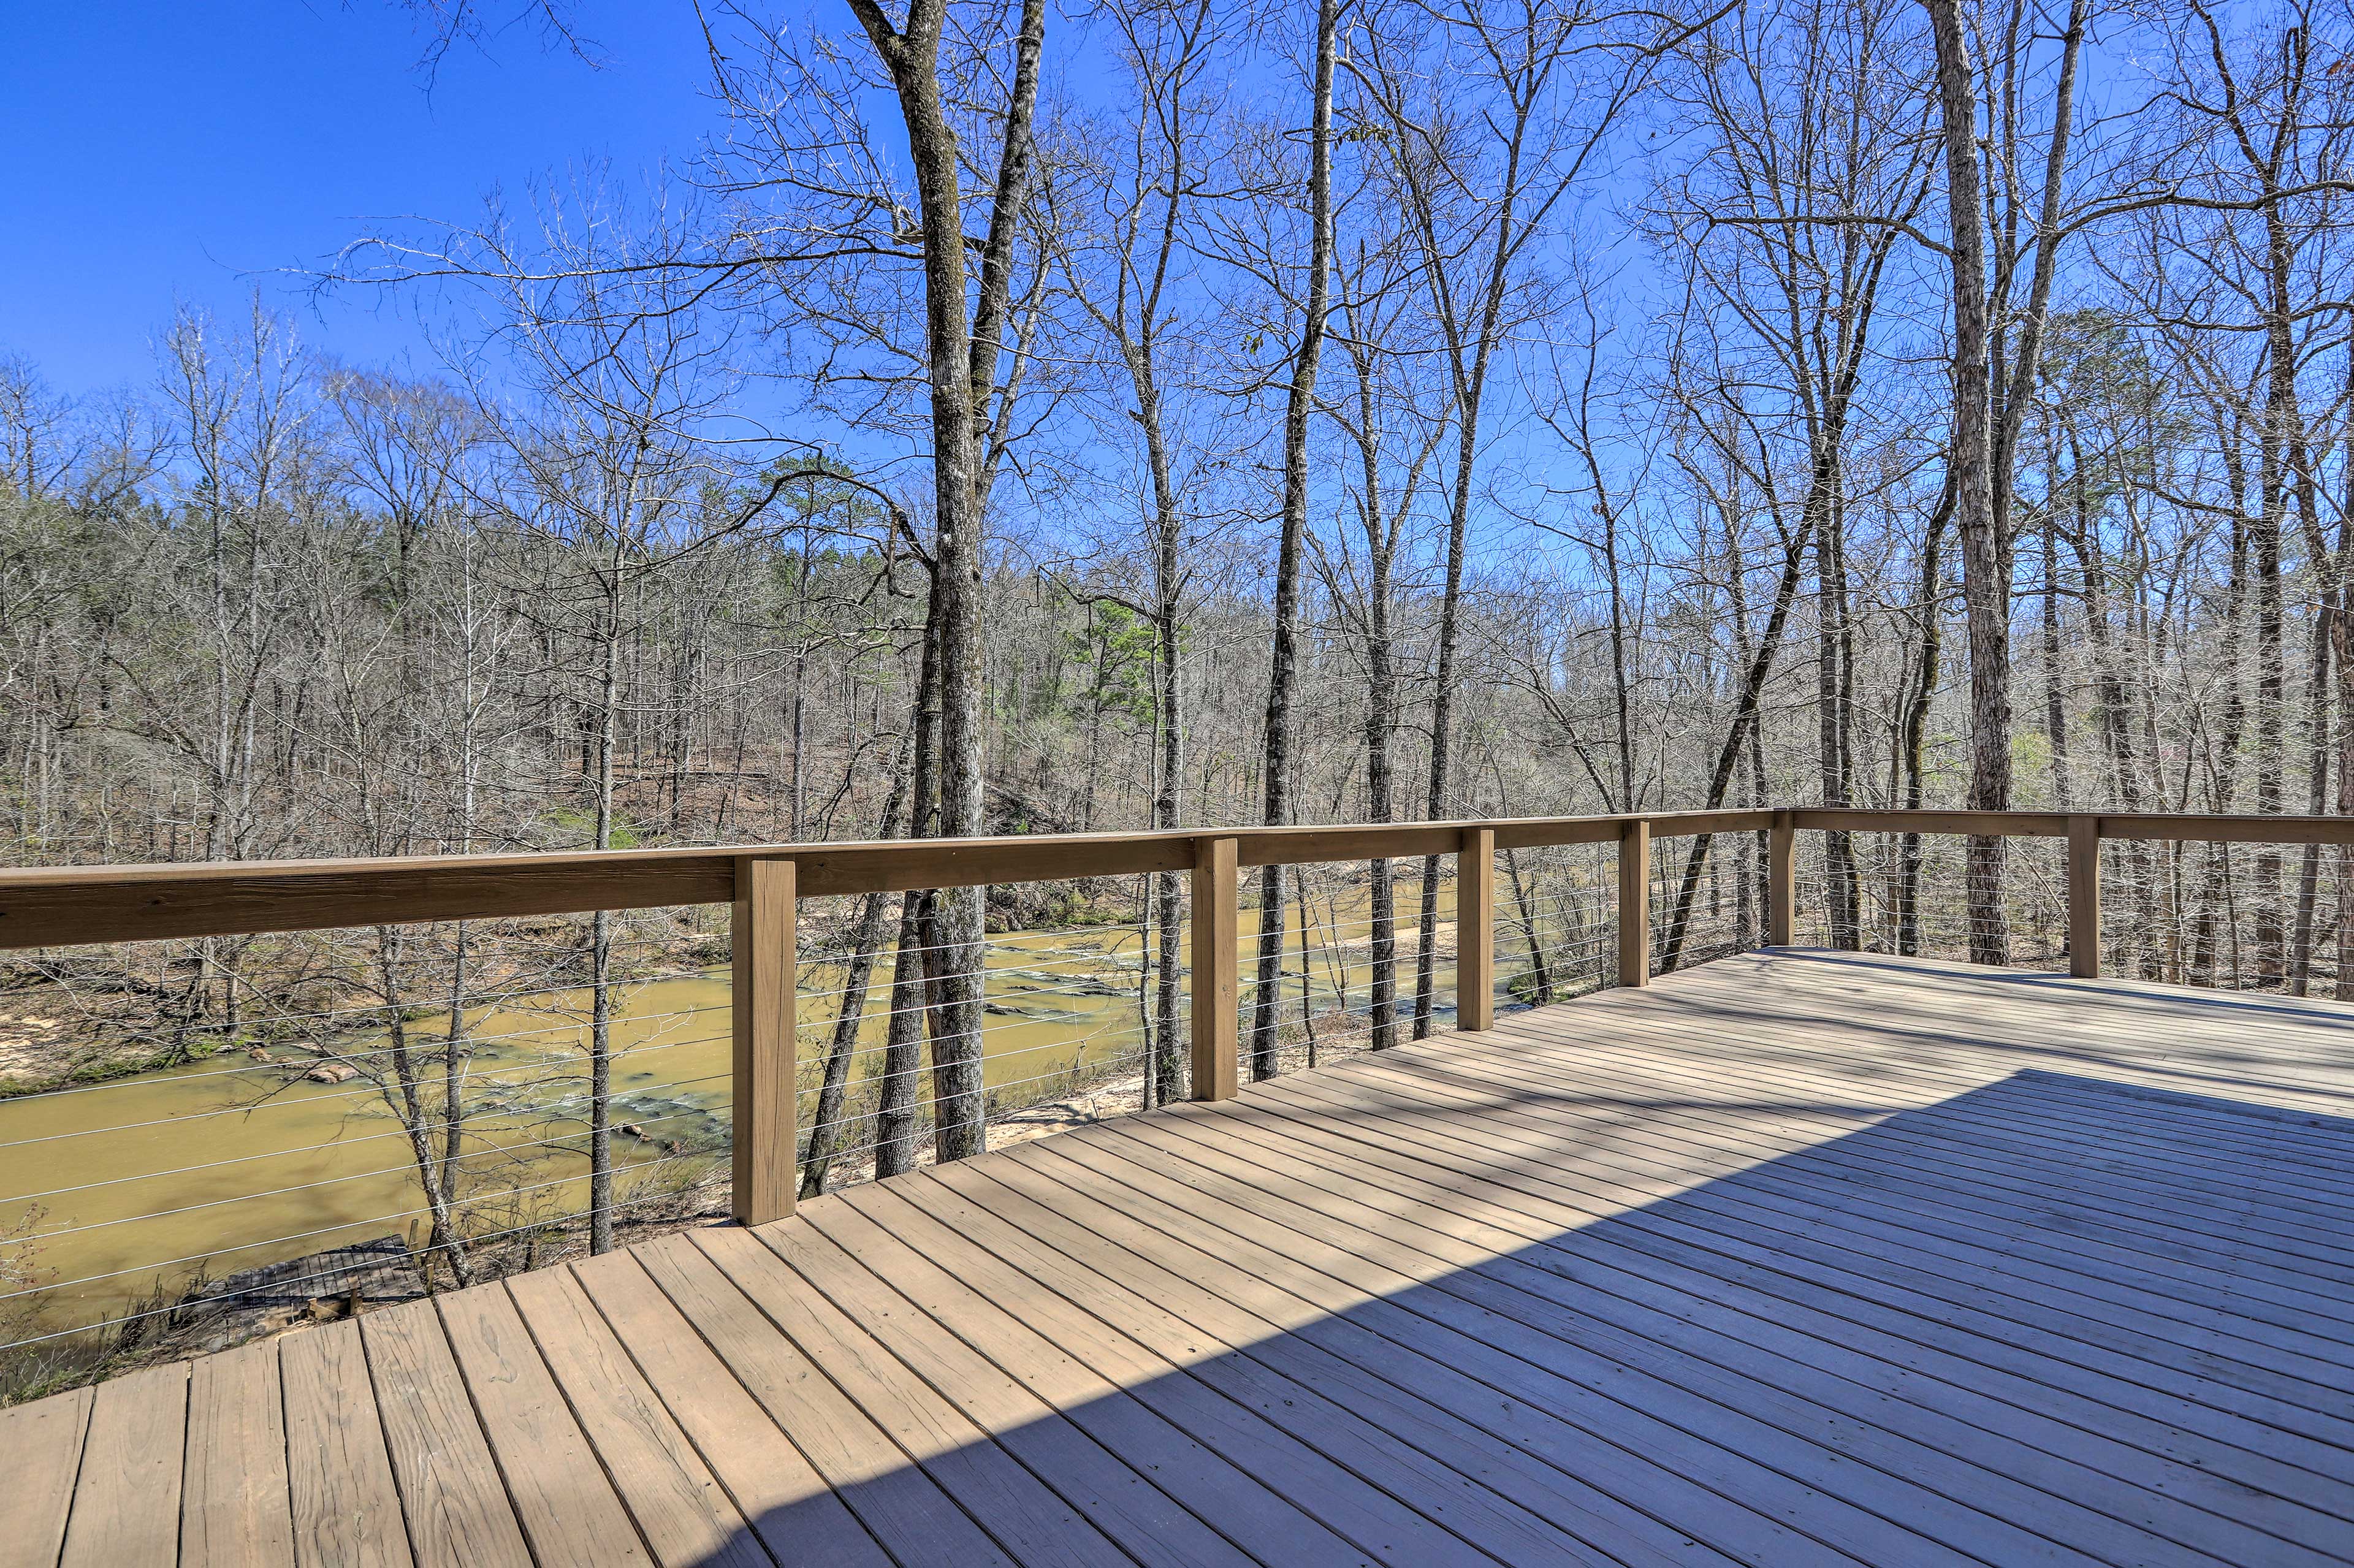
[1353,0,1705,1035]
[1046,0,1238,1100]
[1240,0,1343,1079]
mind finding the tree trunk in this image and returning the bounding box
[1151,592,1185,1101]
[1817,486,1857,948]
[876,593,943,1178]
[800,747,910,1198]
[848,0,1048,1162]
[1925,0,2011,965]
[2334,349,2354,998]
[1249,0,1339,1080]
[1358,449,1400,1051]
[1504,848,1551,1004]
[436,923,473,1288]
[373,929,468,1289]
[587,584,622,1253]
[1897,495,1951,956]
[2041,508,2071,808]
[1656,516,1812,969]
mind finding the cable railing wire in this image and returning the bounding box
[0,1146,725,1312]
[0,1172,724,1356]
[0,962,734,1043]
[793,941,1154,1010]
[10,1086,730,1244]
[0,1025,736,1151]
[0,1062,734,1209]
[796,1045,1160,1143]
[0,997,737,1108]
[793,1020,1154,1093]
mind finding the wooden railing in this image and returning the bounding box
[8,805,2354,1225]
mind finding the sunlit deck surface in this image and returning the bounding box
[10,948,2354,1567]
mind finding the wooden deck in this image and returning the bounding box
[8,947,2354,1567]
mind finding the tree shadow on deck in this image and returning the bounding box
[671,1059,2354,1567]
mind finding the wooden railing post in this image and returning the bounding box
[2068,813,2101,980]
[1190,835,1239,1100]
[1618,818,1651,988]
[732,856,796,1226]
[1460,827,1494,1030]
[1768,810,1796,946]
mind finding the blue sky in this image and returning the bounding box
[1,3,706,393]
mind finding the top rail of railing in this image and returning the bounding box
[7,805,2354,951]
[1789,807,2354,842]
[0,810,1767,950]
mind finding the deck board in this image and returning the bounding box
[505,1266,766,1568]
[942,1135,1798,1563]
[1327,1035,2354,1365]
[1031,1123,2001,1566]
[862,1173,1742,1568]
[182,1341,294,1568]
[631,1231,1018,1568]
[767,1208,1267,1568]
[59,1362,185,1568]
[838,1178,1624,1567]
[693,1224,1127,1568]
[358,1300,530,1568]
[281,1319,410,1568]
[19,948,2354,1566]
[436,1283,650,1566]
[1441,1038,2354,1382]
[565,1250,896,1568]
[1131,1080,2342,1566]
[0,1383,89,1568]
[966,1135,1867,1564]
[1384,1022,2354,1374]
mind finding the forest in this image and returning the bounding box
[5,0,2354,1359]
